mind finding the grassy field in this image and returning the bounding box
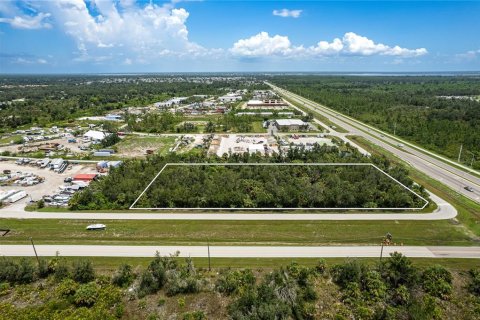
[0,134,21,144]
[115,135,176,157]
[350,136,480,238]
[0,218,472,246]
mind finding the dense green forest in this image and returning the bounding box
[0,75,267,131]
[70,144,427,210]
[133,164,425,209]
[271,76,480,168]
[1,253,479,319]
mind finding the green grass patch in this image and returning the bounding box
[115,135,176,157]
[0,218,472,246]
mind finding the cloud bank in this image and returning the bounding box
[231,31,428,58]
[0,0,429,68]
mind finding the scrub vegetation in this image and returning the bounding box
[1,253,479,319]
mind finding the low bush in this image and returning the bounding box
[0,258,36,285]
[112,264,134,288]
[421,265,453,299]
[74,282,99,307]
[216,269,255,295]
[72,260,95,283]
[468,269,480,296]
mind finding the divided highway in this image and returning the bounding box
[267,82,480,204]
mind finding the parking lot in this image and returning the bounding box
[211,134,279,157]
[0,160,97,207]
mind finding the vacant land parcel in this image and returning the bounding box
[132,163,428,210]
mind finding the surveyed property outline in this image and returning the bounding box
[130,163,429,211]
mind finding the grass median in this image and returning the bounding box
[0,218,472,246]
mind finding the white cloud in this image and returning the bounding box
[342,32,427,57]
[230,32,294,57]
[0,12,51,29]
[455,49,480,61]
[11,56,49,64]
[273,9,302,18]
[231,31,428,59]
[45,0,208,62]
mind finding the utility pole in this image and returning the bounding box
[467,151,475,168]
[30,237,40,266]
[458,144,463,163]
[380,232,393,262]
[393,122,397,136]
[207,238,211,271]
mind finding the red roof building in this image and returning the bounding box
[73,174,97,181]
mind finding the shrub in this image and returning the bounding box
[361,270,387,302]
[421,265,452,299]
[137,270,158,297]
[72,260,95,283]
[381,252,417,289]
[74,282,99,307]
[0,259,19,284]
[164,269,202,296]
[164,258,202,296]
[332,260,367,289]
[182,311,206,320]
[16,258,36,284]
[112,264,134,288]
[53,259,70,282]
[468,269,480,296]
[56,278,79,298]
[216,269,256,295]
[315,259,327,275]
[37,259,50,279]
[0,282,10,297]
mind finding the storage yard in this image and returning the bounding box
[0,160,97,207]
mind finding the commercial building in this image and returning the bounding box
[73,174,98,182]
[154,97,188,108]
[246,99,288,109]
[218,94,242,103]
[274,119,308,131]
[83,130,107,141]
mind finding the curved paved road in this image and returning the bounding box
[0,191,456,220]
[1,245,478,258]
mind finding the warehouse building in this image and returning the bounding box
[274,119,309,131]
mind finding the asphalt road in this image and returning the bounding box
[0,190,456,220]
[1,245,478,258]
[267,83,480,204]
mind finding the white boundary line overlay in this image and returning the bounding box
[130,163,429,211]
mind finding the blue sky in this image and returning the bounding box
[0,0,479,73]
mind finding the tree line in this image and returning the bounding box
[69,144,428,210]
[0,75,268,131]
